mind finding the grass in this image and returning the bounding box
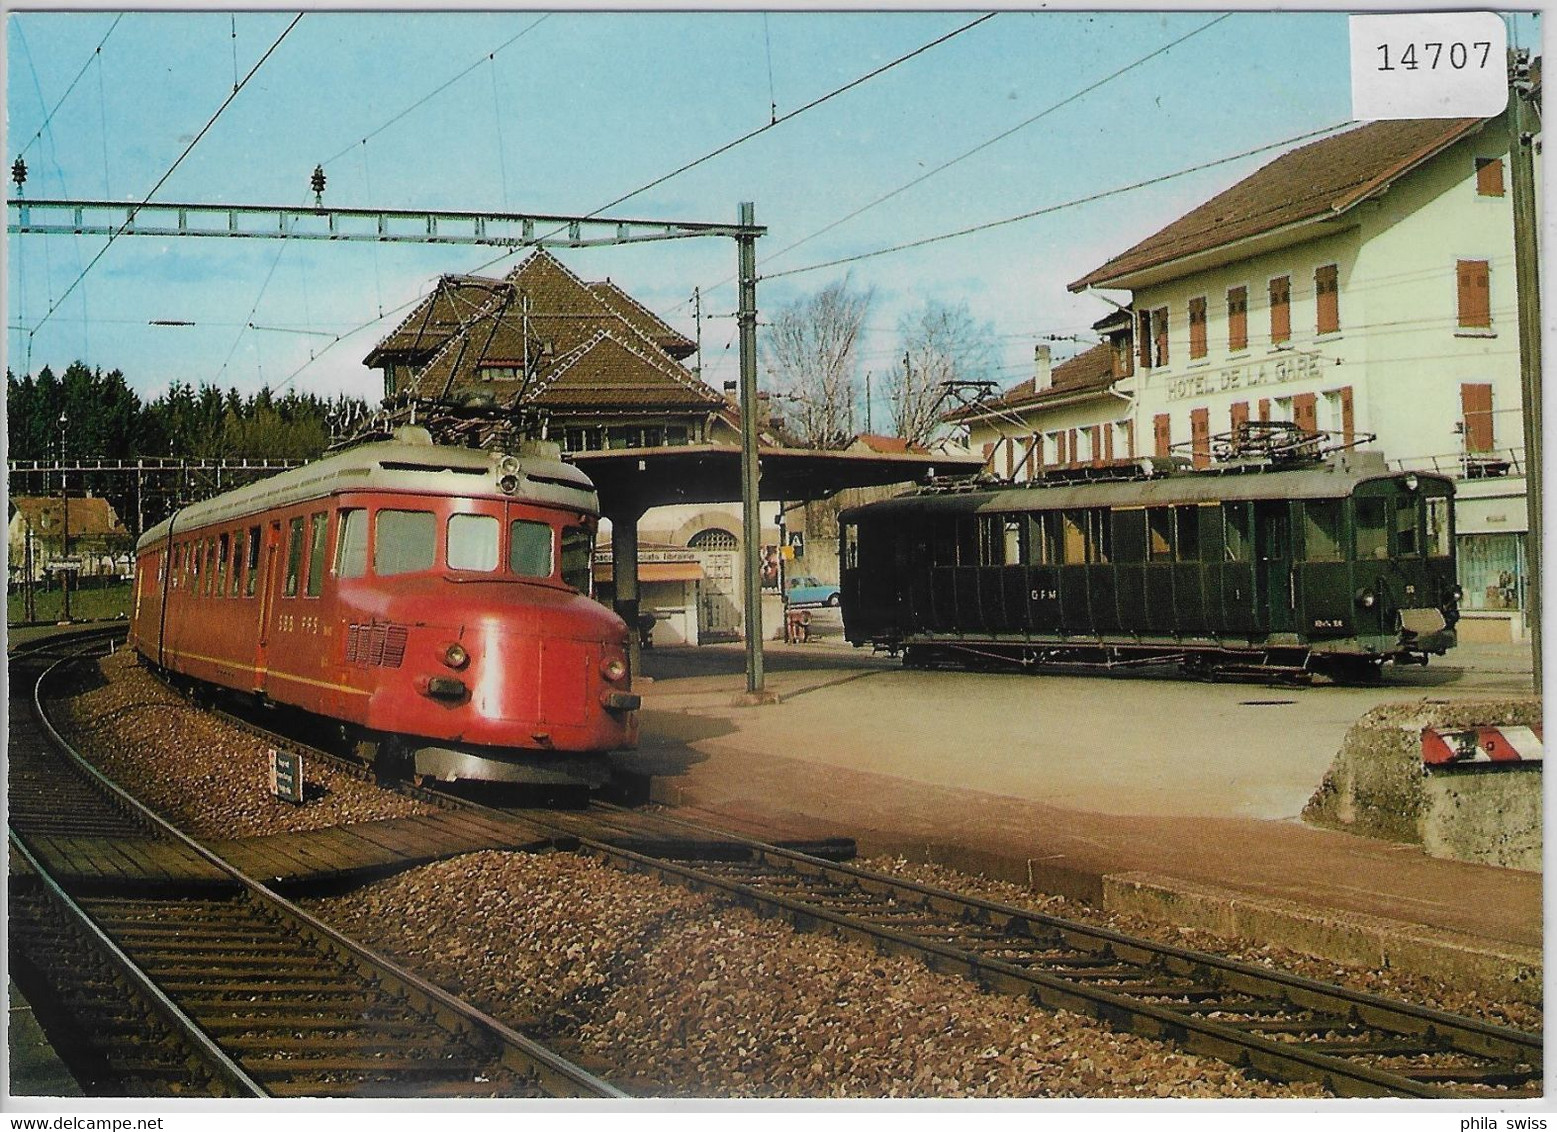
[8,579,133,626]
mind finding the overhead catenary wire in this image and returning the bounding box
[25,13,305,341]
[13,13,124,163]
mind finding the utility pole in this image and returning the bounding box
[692,286,703,380]
[736,202,766,697]
[1508,49,1542,691]
[58,411,71,623]
[864,371,872,434]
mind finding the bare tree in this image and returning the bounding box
[887,299,997,447]
[763,279,872,449]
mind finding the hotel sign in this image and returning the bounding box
[1164,352,1323,403]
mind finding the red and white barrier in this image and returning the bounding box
[1422,725,1544,767]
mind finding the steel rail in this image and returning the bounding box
[108,630,1541,1098]
[19,637,625,1100]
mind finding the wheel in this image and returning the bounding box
[826,592,841,607]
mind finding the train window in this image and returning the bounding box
[284,517,305,595]
[1147,509,1174,561]
[1026,513,1061,566]
[561,526,593,593]
[376,510,436,576]
[448,514,500,572]
[246,525,261,595]
[1112,509,1145,564]
[244,523,260,594]
[306,512,329,596]
[231,532,244,597]
[1090,509,1112,564]
[930,519,956,567]
[1223,503,1252,562]
[1395,496,1420,556]
[1304,500,1345,562]
[217,534,230,596]
[842,523,859,570]
[1355,498,1388,559]
[510,519,554,577]
[1175,506,1201,562]
[955,517,978,566]
[1061,511,1088,564]
[1426,497,1452,557]
[977,515,1021,566]
[1003,518,1022,565]
[205,539,217,596]
[336,510,368,579]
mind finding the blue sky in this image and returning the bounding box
[5,7,1542,421]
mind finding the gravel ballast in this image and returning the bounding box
[52,646,1541,1096]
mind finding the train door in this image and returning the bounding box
[254,519,282,689]
[1254,501,1295,634]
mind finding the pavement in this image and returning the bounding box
[628,621,1543,997]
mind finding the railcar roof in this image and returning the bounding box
[137,432,599,550]
[839,457,1452,521]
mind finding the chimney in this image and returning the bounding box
[1033,344,1052,392]
[723,380,738,407]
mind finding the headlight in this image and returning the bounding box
[1451,584,1464,603]
[442,642,469,669]
[497,455,520,477]
[497,474,519,495]
[1356,588,1376,608]
[600,656,628,683]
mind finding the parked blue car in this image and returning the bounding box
[787,575,841,607]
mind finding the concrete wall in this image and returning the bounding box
[1303,697,1542,870]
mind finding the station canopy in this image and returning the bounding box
[567,442,983,516]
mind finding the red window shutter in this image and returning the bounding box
[1339,386,1354,448]
[1230,400,1250,444]
[1124,419,1136,458]
[1103,424,1114,463]
[1457,260,1491,327]
[1190,407,1211,469]
[1025,435,1036,478]
[1189,296,1207,359]
[1138,310,1152,369]
[1227,286,1248,352]
[1269,276,1291,343]
[1315,264,1339,335]
[1153,307,1169,366]
[1461,383,1494,451]
[1153,413,1171,458]
[1090,425,1104,467]
[1056,431,1068,466]
[1476,157,1505,197]
[1294,392,1318,436]
[981,441,996,471]
[1258,398,1270,422]
[1067,428,1079,467]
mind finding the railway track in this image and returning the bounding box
[38,627,1545,1099]
[9,630,623,1099]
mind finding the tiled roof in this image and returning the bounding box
[944,343,1117,422]
[397,250,722,412]
[1070,117,1486,291]
[589,281,697,360]
[363,275,511,366]
[847,433,927,455]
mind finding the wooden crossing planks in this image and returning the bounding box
[26,835,231,885]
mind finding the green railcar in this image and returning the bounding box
[838,451,1459,682]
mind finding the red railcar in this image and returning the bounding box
[129,428,638,787]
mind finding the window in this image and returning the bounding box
[1269,275,1291,344]
[448,514,500,572]
[1002,517,1023,565]
[510,519,554,577]
[216,533,230,596]
[246,526,261,596]
[284,518,304,596]
[375,510,436,576]
[1426,496,1452,558]
[1175,506,1201,562]
[1061,510,1088,564]
[1227,286,1248,352]
[306,512,329,596]
[204,539,217,596]
[1355,498,1389,560]
[1153,307,1169,367]
[335,510,367,579]
[1457,259,1491,328]
[480,365,523,382]
[1316,264,1339,335]
[1223,503,1252,562]
[1476,156,1505,197]
[1304,500,1345,562]
[1188,296,1207,359]
[231,531,245,597]
[1395,496,1420,556]
[1147,508,1174,561]
[561,526,594,593]
[1028,512,1061,566]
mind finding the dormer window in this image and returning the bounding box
[480,365,523,382]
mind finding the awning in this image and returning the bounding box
[594,560,705,583]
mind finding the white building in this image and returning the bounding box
[1062,111,1536,642]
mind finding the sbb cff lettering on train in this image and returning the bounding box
[128,427,638,787]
